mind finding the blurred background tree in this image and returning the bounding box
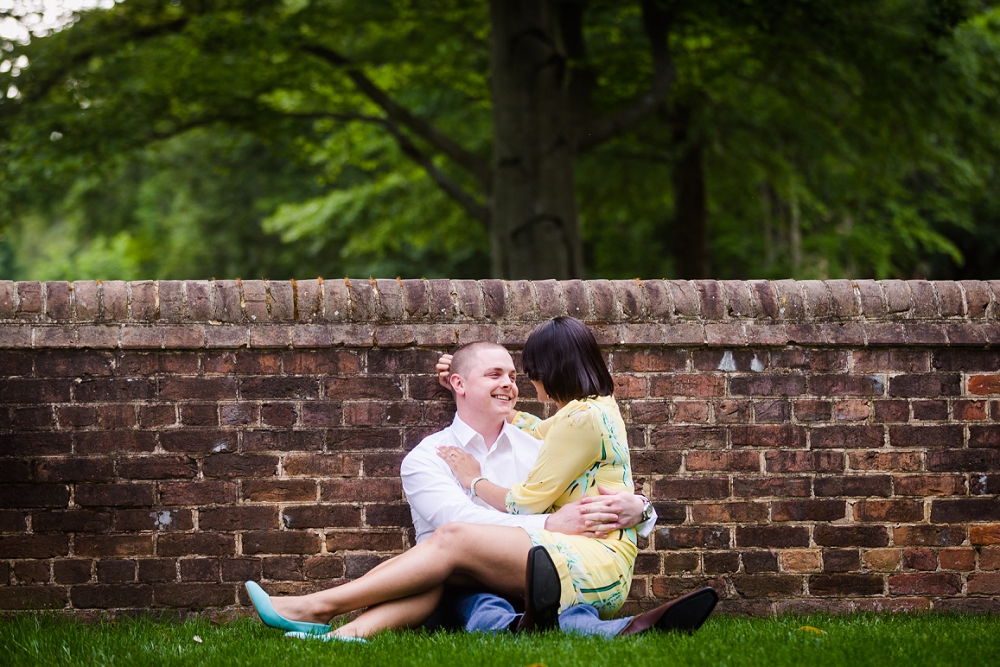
[2,0,999,281]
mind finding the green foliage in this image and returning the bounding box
[3,0,1000,279]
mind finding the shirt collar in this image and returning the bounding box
[449,412,512,451]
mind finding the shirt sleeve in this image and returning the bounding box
[636,506,657,538]
[505,406,601,515]
[400,446,548,533]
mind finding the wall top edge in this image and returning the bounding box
[0,279,997,327]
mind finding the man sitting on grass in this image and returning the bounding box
[401,341,716,636]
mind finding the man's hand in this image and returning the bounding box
[436,354,454,390]
[578,487,647,534]
[543,499,596,536]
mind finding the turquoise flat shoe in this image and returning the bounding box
[244,581,331,635]
[285,631,367,643]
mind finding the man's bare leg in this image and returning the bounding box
[333,586,445,638]
[268,523,532,624]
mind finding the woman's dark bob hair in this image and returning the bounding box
[521,316,614,403]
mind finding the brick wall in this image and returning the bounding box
[1,278,998,619]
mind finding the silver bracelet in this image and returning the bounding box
[470,476,486,498]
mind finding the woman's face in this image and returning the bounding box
[530,379,551,404]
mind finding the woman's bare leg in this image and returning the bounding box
[332,586,444,638]
[269,523,532,624]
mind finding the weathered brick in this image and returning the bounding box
[157,481,237,505]
[242,480,316,503]
[809,375,884,397]
[854,500,923,522]
[893,524,964,547]
[0,586,69,610]
[809,573,882,596]
[34,458,114,483]
[733,476,811,498]
[690,502,767,524]
[732,425,804,449]
[771,500,846,522]
[888,374,961,398]
[653,476,729,500]
[731,574,803,597]
[655,527,730,550]
[848,451,921,472]
[927,448,1000,472]
[74,535,153,557]
[154,583,235,608]
[281,505,363,529]
[649,374,726,398]
[901,548,937,571]
[160,431,238,454]
[930,498,1000,522]
[33,510,111,533]
[911,400,947,421]
[320,478,402,503]
[894,474,965,496]
[650,426,725,450]
[810,426,883,449]
[54,559,94,584]
[888,573,961,596]
[814,525,888,548]
[730,375,806,396]
[157,534,235,557]
[736,526,809,548]
[243,531,322,555]
[814,475,891,497]
[0,484,70,509]
[686,451,759,472]
[888,425,963,448]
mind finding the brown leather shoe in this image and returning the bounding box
[516,546,561,632]
[618,586,718,636]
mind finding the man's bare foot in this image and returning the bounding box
[269,594,332,625]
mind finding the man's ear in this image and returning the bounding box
[449,373,464,396]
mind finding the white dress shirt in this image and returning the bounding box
[401,412,657,543]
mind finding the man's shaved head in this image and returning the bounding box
[450,341,509,379]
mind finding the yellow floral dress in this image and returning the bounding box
[507,395,637,619]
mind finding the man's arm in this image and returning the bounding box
[579,487,658,537]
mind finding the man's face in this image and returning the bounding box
[453,347,519,421]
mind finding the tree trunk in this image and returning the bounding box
[671,107,708,278]
[489,0,584,279]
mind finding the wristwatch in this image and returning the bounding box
[639,495,654,523]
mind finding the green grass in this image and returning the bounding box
[2,613,998,667]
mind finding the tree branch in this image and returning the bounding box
[576,0,676,153]
[281,110,491,229]
[302,43,493,192]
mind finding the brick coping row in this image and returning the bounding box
[2,279,999,326]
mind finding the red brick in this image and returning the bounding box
[889,425,964,450]
[967,573,1000,595]
[771,500,846,522]
[814,525,888,547]
[326,531,406,553]
[160,431,238,454]
[810,426,883,449]
[809,375,884,397]
[34,458,114,483]
[69,584,152,609]
[180,558,221,582]
[653,476,729,500]
[0,484,69,509]
[74,535,153,557]
[280,505,363,529]
[614,349,688,372]
[970,525,1000,545]
[244,430,324,452]
[814,475,891,497]
[629,401,671,423]
[242,480,316,502]
[649,374,726,398]
[732,425,804,449]
[736,526,809,548]
[809,574,882,596]
[930,498,1000,522]
[833,400,871,421]
[157,481,237,505]
[159,377,238,401]
[854,500,923,522]
[320,478,402,503]
[97,559,136,583]
[631,451,682,475]
[260,403,297,426]
[754,400,791,423]
[894,474,965,496]
[54,559,93,584]
[731,574,803,597]
[32,510,111,533]
[157,534,235,557]
[326,428,401,451]
[969,425,1000,448]
[893,524,965,547]
[901,548,937,571]
[11,406,55,430]
[325,377,403,400]
[220,402,259,426]
[179,403,218,426]
[704,552,741,574]
[650,426,725,450]
[221,558,261,582]
[690,502,768,524]
[154,583,235,608]
[927,448,1000,472]
[655,527,730,550]
[954,400,989,420]
[853,350,929,372]
[243,531,321,555]
[139,404,176,428]
[821,548,859,572]
[0,379,73,404]
[873,400,909,422]
[715,400,751,423]
[365,504,412,528]
[729,375,805,396]
[117,456,198,480]
[889,374,961,398]
[115,509,193,532]
[76,431,156,454]
[938,548,975,571]
[849,451,921,471]
[686,451,759,472]
[733,476,811,498]
[888,572,961,595]
[199,506,279,531]
[911,400,947,421]
[12,560,49,583]
[75,484,155,508]
[138,559,177,582]
[74,378,155,402]
[120,352,200,375]
[764,451,841,475]
[283,454,361,478]
[980,547,1000,569]
[969,375,1000,395]
[36,351,115,377]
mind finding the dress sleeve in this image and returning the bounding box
[511,410,552,439]
[505,405,601,515]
